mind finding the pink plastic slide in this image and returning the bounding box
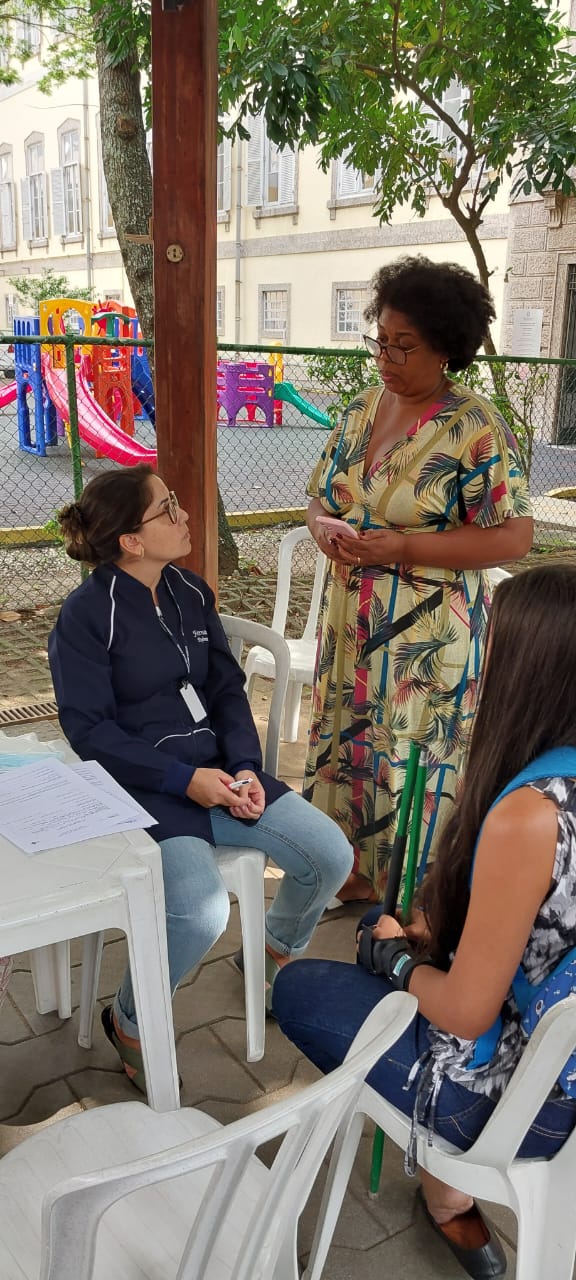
[42,355,157,467]
[0,380,18,409]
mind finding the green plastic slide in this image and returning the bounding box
[274,381,332,427]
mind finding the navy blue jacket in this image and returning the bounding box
[48,562,287,842]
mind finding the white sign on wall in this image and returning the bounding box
[510,308,544,358]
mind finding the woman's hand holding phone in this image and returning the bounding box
[316,515,359,541]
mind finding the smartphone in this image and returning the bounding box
[316,516,359,540]
[228,777,254,790]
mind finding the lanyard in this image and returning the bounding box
[155,578,191,682]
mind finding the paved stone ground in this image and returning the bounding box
[0,710,524,1278]
[1,553,569,1275]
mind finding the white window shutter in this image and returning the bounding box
[278,146,296,205]
[246,115,264,206]
[222,137,232,212]
[336,156,361,197]
[20,177,32,241]
[51,168,66,235]
[440,79,462,145]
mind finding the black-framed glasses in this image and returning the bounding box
[141,491,179,526]
[363,334,422,365]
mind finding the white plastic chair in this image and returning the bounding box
[0,731,179,1113]
[0,990,416,1280]
[487,566,512,587]
[217,615,291,1061]
[304,995,576,1280]
[21,619,290,1066]
[244,526,326,742]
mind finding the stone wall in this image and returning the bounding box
[502,192,576,357]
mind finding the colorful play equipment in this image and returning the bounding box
[0,381,18,410]
[274,381,331,427]
[217,360,275,428]
[11,296,332,472]
[91,307,136,437]
[14,315,58,457]
[35,297,157,467]
[216,357,331,429]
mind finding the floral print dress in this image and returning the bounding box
[304,382,532,892]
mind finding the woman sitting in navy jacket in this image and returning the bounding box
[49,465,352,1090]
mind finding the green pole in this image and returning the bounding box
[369,1126,385,1197]
[369,743,427,1198]
[402,751,428,917]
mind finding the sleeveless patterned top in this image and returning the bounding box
[429,776,576,1100]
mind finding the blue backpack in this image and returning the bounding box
[467,746,576,1096]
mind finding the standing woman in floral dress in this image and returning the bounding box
[305,256,533,902]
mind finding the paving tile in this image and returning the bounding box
[0,993,37,1044]
[0,1080,79,1128]
[0,1100,84,1155]
[67,1067,142,1109]
[172,957,247,1035]
[211,1011,305,1091]
[176,1024,265,1107]
[0,1012,120,1119]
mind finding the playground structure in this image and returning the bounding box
[216,354,331,429]
[12,301,157,466]
[9,297,331,471]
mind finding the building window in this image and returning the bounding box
[61,128,82,234]
[246,116,296,213]
[217,138,232,217]
[16,7,40,55]
[335,153,376,199]
[5,293,17,327]
[331,282,369,342]
[22,135,47,241]
[96,113,114,236]
[0,148,16,250]
[216,286,225,336]
[258,285,289,342]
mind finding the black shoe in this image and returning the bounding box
[232,947,279,1019]
[417,1188,507,1278]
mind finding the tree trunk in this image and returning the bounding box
[218,488,239,574]
[93,10,238,575]
[94,27,154,341]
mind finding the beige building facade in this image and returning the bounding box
[0,20,574,365]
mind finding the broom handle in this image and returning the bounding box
[402,751,428,916]
[380,741,421,916]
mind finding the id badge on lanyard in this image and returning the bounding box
[180,681,206,723]
[157,594,206,723]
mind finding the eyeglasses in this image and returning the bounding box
[363,335,422,365]
[140,491,179,526]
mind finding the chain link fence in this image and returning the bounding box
[0,333,575,612]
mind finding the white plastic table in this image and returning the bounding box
[0,823,180,1113]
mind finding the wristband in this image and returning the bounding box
[357,926,430,992]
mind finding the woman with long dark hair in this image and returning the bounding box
[274,564,576,1278]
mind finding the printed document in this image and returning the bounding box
[0,758,155,854]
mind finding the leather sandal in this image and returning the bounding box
[101,1005,183,1095]
[417,1188,507,1278]
[101,1004,147,1094]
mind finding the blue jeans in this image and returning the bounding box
[272,957,576,1159]
[115,791,352,1036]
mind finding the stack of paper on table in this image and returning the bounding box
[0,758,155,854]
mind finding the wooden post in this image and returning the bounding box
[151,0,218,587]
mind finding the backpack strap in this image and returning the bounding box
[467,746,576,1070]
